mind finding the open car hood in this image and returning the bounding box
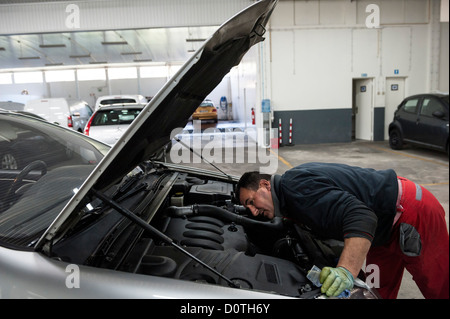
[36,0,278,250]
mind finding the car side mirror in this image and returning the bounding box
[432,110,445,119]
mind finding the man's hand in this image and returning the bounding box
[319,266,354,297]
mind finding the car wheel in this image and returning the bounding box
[389,128,404,150]
[1,152,19,170]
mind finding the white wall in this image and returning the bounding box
[230,45,258,125]
[267,0,449,113]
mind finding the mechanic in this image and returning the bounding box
[235,163,449,299]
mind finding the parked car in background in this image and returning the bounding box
[85,103,145,145]
[0,101,25,111]
[95,94,147,110]
[388,93,449,156]
[24,98,93,133]
[191,99,218,122]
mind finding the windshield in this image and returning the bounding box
[0,113,109,247]
[100,98,137,105]
[92,108,143,126]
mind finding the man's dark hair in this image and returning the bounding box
[235,171,272,204]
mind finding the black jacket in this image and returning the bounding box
[272,163,398,246]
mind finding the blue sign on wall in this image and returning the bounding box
[262,99,270,113]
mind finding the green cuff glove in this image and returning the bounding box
[319,266,354,297]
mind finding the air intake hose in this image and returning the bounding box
[167,204,284,231]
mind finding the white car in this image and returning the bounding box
[24,98,93,132]
[85,103,145,145]
[94,94,147,110]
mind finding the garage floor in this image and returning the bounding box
[169,127,449,299]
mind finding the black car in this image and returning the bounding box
[388,93,449,155]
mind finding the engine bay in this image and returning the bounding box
[52,165,379,299]
[114,170,344,298]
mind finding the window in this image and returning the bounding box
[14,71,43,84]
[108,67,137,80]
[92,109,142,126]
[420,98,444,117]
[140,66,168,78]
[402,98,419,113]
[77,68,106,81]
[45,70,75,82]
[0,73,13,84]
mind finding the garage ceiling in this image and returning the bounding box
[0,0,255,70]
[0,26,219,69]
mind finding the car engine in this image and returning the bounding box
[111,170,375,298]
[54,166,379,299]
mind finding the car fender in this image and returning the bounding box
[388,120,403,135]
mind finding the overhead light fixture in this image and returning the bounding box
[133,59,152,62]
[45,63,64,66]
[186,38,207,42]
[39,44,66,48]
[121,51,142,55]
[70,54,91,58]
[18,56,40,60]
[89,61,107,64]
[101,41,128,45]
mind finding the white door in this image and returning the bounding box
[385,77,405,140]
[353,79,373,141]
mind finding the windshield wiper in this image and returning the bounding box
[90,188,240,288]
[173,136,233,180]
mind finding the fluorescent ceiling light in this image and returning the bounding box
[101,41,128,45]
[133,59,152,62]
[18,56,40,60]
[186,38,207,42]
[121,51,142,55]
[39,44,66,48]
[70,54,91,58]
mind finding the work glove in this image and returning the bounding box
[319,266,354,297]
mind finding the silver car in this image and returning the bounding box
[85,103,146,145]
[0,0,379,300]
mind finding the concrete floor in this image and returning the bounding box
[171,125,449,299]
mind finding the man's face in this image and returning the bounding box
[239,179,275,220]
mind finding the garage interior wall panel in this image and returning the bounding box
[267,0,447,144]
[271,28,352,112]
[230,46,258,125]
[48,82,78,102]
[439,22,449,91]
[0,0,253,35]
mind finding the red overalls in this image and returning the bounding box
[366,176,449,299]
